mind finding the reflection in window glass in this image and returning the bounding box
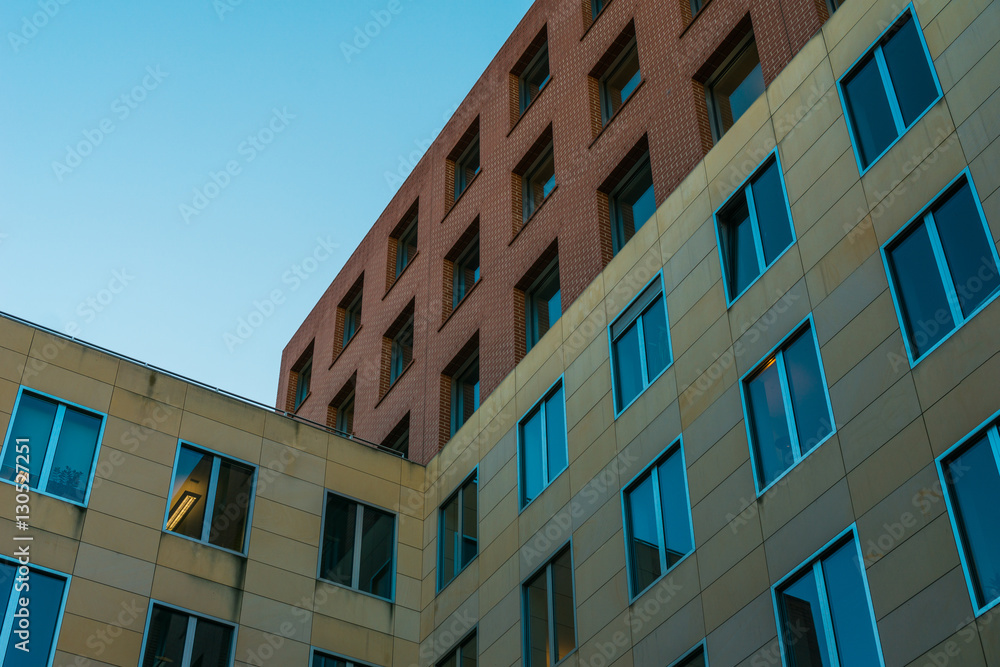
[609,156,655,255]
[526,260,561,352]
[453,237,481,307]
[744,324,833,491]
[521,43,551,113]
[708,40,764,140]
[523,547,575,666]
[611,278,672,413]
[519,383,568,507]
[841,10,940,169]
[0,559,68,666]
[943,429,1000,611]
[439,473,478,589]
[320,493,396,600]
[451,353,480,436]
[1,391,104,504]
[602,41,641,123]
[141,604,235,667]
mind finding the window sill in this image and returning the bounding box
[329,325,362,370]
[383,252,419,301]
[436,554,478,595]
[588,79,645,149]
[375,360,415,409]
[509,185,558,247]
[679,0,716,38]
[612,361,672,419]
[162,528,249,558]
[316,577,394,604]
[580,0,616,41]
[508,79,553,138]
[628,551,694,604]
[439,278,482,332]
[752,431,837,497]
[443,171,482,225]
[0,478,89,509]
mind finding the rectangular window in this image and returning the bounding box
[689,0,704,16]
[521,43,551,113]
[390,317,414,385]
[382,414,410,460]
[610,154,655,254]
[439,472,478,590]
[295,357,312,410]
[320,493,396,600]
[601,39,640,124]
[141,603,235,667]
[519,381,568,508]
[882,172,1000,364]
[0,388,105,505]
[526,259,561,352]
[524,144,556,221]
[610,275,672,415]
[715,151,795,304]
[523,546,575,666]
[312,649,377,667]
[335,392,355,435]
[623,439,694,599]
[455,136,481,200]
[454,236,481,308]
[742,319,834,494]
[839,8,941,171]
[438,632,477,667]
[670,643,708,667]
[395,215,418,278]
[343,291,362,347]
[0,559,69,665]
[774,529,885,667]
[165,443,256,554]
[707,37,765,141]
[451,353,480,436]
[938,419,1000,615]
[591,0,605,19]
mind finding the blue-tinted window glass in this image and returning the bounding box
[752,160,794,265]
[521,408,544,503]
[721,196,759,299]
[783,332,832,455]
[440,496,458,585]
[544,387,568,483]
[552,549,575,662]
[641,299,670,381]
[882,16,938,127]
[933,183,1000,317]
[314,656,348,667]
[747,362,793,487]
[320,494,356,587]
[678,648,706,667]
[822,542,883,667]
[189,617,233,667]
[358,507,395,598]
[142,606,188,667]
[946,436,1000,608]
[1,394,57,488]
[657,451,693,566]
[167,447,213,541]
[613,324,643,409]
[632,183,655,233]
[729,63,764,124]
[3,567,66,667]
[844,56,897,167]
[627,474,661,594]
[889,224,955,357]
[45,407,101,502]
[780,570,833,667]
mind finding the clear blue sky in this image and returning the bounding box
[0,0,534,406]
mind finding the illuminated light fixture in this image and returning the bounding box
[166,491,201,532]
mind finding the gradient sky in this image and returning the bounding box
[1,0,535,406]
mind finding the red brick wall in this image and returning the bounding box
[277,0,826,465]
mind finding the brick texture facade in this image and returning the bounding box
[278,0,827,464]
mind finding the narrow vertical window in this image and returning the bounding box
[437,632,477,667]
[520,41,551,113]
[295,357,312,410]
[839,8,941,170]
[742,320,834,493]
[335,392,355,435]
[439,472,478,589]
[610,275,672,414]
[706,37,765,141]
[451,353,480,436]
[939,421,1000,615]
[882,172,1000,364]
[601,39,641,124]
[0,559,69,665]
[609,155,655,254]
[523,546,576,666]
[343,291,363,347]
[320,493,396,600]
[715,151,795,304]
[390,317,414,385]
[0,389,104,505]
[623,439,694,598]
[526,259,561,352]
[395,214,418,278]
[519,381,568,508]
[454,236,481,307]
[141,603,236,667]
[774,531,885,666]
[165,443,256,554]
[523,143,556,222]
[455,136,481,201]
